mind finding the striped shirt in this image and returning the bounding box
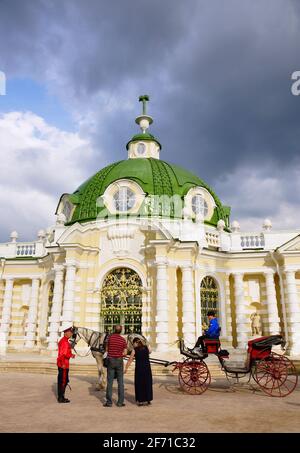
[107,334,127,358]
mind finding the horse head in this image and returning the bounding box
[70,326,79,349]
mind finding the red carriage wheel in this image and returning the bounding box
[253,352,298,397]
[178,360,211,395]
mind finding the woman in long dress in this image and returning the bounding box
[124,337,153,406]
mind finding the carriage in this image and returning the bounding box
[71,327,298,397]
[163,335,298,397]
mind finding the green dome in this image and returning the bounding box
[64,158,230,227]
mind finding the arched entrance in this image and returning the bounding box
[200,276,219,328]
[100,268,143,334]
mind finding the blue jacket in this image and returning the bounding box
[205,318,220,338]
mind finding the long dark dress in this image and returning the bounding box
[134,346,153,403]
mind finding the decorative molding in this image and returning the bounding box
[107,224,136,257]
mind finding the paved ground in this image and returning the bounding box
[0,372,299,433]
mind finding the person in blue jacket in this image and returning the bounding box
[192,310,220,353]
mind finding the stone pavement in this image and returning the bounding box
[0,372,299,433]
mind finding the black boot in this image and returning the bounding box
[57,385,70,403]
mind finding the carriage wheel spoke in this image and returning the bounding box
[178,361,211,395]
[254,353,298,397]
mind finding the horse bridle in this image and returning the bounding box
[71,327,106,355]
[70,327,92,357]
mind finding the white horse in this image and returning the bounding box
[71,326,147,390]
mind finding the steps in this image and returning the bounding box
[0,358,226,377]
[1,352,299,377]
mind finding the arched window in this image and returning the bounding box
[100,268,143,334]
[200,276,219,327]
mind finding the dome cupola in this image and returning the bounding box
[127,95,161,159]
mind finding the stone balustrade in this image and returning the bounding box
[0,241,46,258]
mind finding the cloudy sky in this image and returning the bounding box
[0,0,300,242]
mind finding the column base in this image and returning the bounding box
[48,342,58,351]
[24,341,35,349]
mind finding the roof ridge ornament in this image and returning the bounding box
[135,94,153,133]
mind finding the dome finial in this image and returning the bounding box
[135,94,153,133]
[139,94,150,115]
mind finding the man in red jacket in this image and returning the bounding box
[57,324,75,403]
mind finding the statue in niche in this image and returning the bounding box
[250,312,262,336]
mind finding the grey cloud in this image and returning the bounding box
[1,0,300,239]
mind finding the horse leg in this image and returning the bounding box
[93,352,106,390]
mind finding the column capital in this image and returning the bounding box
[4,276,14,282]
[264,269,276,276]
[231,271,244,277]
[154,258,168,267]
[53,264,65,273]
[64,260,77,268]
[181,263,193,270]
[283,267,297,275]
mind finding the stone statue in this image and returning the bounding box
[250,312,261,336]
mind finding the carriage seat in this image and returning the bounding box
[203,339,221,354]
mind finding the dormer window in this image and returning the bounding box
[113,187,136,212]
[102,179,145,214]
[62,200,73,220]
[191,194,208,217]
[185,187,216,221]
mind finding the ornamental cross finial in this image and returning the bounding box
[139,95,150,115]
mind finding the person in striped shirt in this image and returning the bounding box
[103,325,127,407]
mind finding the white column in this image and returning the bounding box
[225,273,233,344]
[181,265,196,347]
[155,260,169,352]
[264,271,281,335]
[61,261,77,331]
[48,266,65,350]
[233,272,249,349]
[24,278,40,348]
[284,270,300,355]
[0,277,14,353]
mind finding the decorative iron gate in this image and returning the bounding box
[200,276,219,327]
[100,268,143,334]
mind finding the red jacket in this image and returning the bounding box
[57,336,74,369]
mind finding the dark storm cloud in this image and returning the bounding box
[1,0,300,238]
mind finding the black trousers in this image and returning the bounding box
[57,367,69,400]
[194,335,210,351]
